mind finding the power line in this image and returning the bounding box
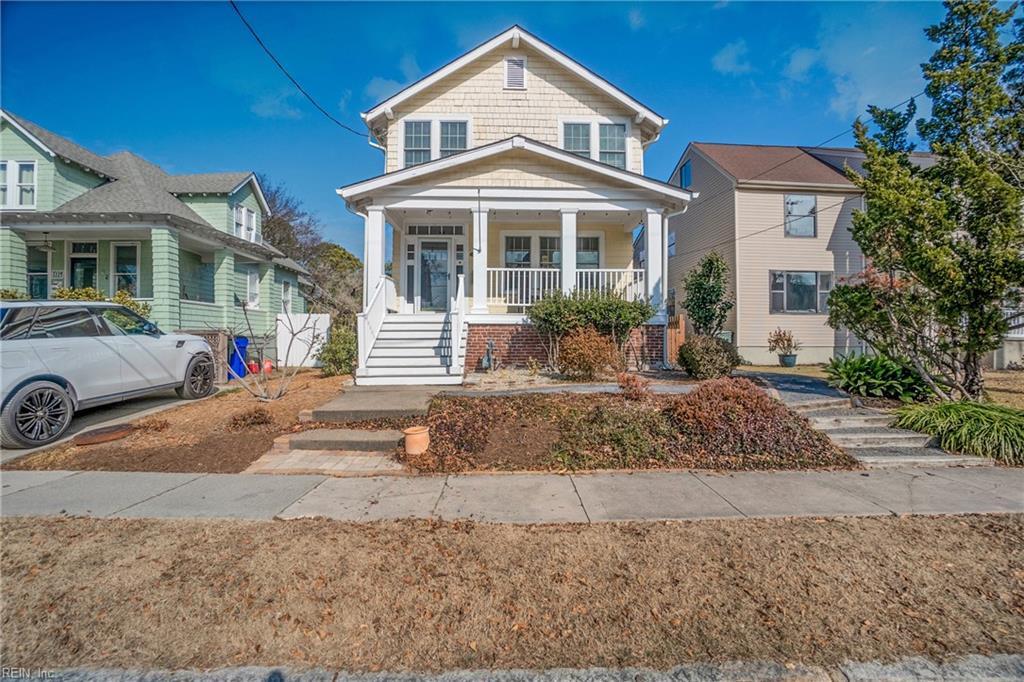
[229,0,367,138]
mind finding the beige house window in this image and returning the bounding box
[770,271,832,314]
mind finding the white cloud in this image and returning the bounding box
[337,88,352,113]
[628,8,646,31]
[250,91,302,120]
[783,47,819,82]
[712,40,752,75]
[364,53,423,103]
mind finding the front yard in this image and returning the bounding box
[2,514,1021,671]
[4,373,348,473]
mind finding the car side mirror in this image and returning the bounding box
[142,321,160,336]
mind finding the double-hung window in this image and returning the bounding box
[563,123,591,158]
[233,206,245,237]
[439,121,467,158]
[577,236,600,269]
[784,195,817,237]
[504,236,531,268]
[246,265,260,308]
[598,124,627,169]
[26,245,48,299]
[404,121,432,167]
[0,161,36,209]
[112,243,140,296]
[770,271,832,313]
[539,237,561,268]
[245,208,257,242]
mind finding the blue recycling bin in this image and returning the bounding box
[228,336,249,380]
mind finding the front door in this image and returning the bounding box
[418,240,450,312]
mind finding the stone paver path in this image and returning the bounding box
[2,466,1021,523]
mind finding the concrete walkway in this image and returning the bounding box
[2,466,1021,523]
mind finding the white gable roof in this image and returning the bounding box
[361,26,667,130]
[338,135,692,203]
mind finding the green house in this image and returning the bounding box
[0,110,308,356]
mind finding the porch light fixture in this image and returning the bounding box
[37,232,56,254]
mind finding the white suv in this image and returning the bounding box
[0,301,215,448]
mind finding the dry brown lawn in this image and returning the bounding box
[2,514,1022,672]
[987,370,1024,410]
[4,373,347,473]
[744,364,829,379]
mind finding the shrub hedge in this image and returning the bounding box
[316,323,358,377]
[825,354,929,402]
[677,335,741,379]
[894,401,1024,465]
[558,326,621,380]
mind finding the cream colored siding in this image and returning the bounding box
[666,151,738,335]
[735,189,864,363]
[384,45,645,175]
[418,150,639,190]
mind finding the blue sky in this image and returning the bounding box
[2,1,951,255]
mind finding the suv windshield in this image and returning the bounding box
[97,306,154,335]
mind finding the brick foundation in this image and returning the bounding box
[465,323,665,372]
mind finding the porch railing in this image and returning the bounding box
[487,268,561,308]
[576,268,646,301]
[357,275,396,368]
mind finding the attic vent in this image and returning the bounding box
[505,56,526,89]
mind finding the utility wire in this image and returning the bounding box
[229,0,366,138]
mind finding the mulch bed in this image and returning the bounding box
[2,514,1021,671]
[3,373,349,474]
[395,378,857,473]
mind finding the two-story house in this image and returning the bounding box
[339,26,692,385]
[0,110,307,358]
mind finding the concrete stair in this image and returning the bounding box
[311,387,433,422]
[356,314,467,386]
[289,429,404,452]
[801,403,992,468]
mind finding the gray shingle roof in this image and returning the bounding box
[5,111,119,178]
[166,172,253,194]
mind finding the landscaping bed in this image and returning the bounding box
[2,514,1021,671]
[390,378,856,472]
[3,373,348,474]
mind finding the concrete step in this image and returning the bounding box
[851,447,992,468]
[311,389,433,422]
[808,411,893,429]
[825,426,933,448]
[791,398,852,413]
[365,356,449,368]
[289,429,404,451]
[355,375,464,386]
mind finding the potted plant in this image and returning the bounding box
[768,328,801,367]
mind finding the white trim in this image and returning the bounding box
[65,239,99,291]
[0,160,38,210]
[338,136,692,203]
[397,115,474,169]
[0,111,55,158]
[503,53,527,90]
[229,173,271,215]
[361,26,666,129]
[109,241,142,297]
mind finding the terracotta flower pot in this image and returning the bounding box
[403,425,430,455]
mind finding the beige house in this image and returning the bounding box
[665,143,891,365]
[339,26,691,385]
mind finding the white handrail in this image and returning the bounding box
[487,267,561,308]
[384,275,398,312]
[448,274,466,374]
[357,276,388,369]
[576,268,646,300]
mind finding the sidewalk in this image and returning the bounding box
[2,466,1021,523]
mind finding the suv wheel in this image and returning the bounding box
[176,355,215,399]
[1,381,75,449]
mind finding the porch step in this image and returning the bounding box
[370,346,447,358]
[355,375,464,386]
[357,365,458,377]
[804,407,893,429]
[386,314,446,322]
[289,429,404,452]
[377,329,467,341]
[366,356,449,368]
[374,338,460,349]
[791,398,853,413]
[380,322,448,332]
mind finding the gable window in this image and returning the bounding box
[439,121,467,157]
[539,236,561,268]
[504,236,531,268]
[577,236,600,269]
[246,265,260,308]
[245,208,257,242]
[563,123,591,158]
[404,121,432,167]
[233,206,245,237]
[0,161,36,209]
[770,271,832,314]
[784,194,817,237]
[504,56,526,89]
[599,124,627,170]
[111,243,140,296]
[680,160,692,189]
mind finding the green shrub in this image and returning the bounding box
[894,401,1024,465]
[555,401,674,469]
[666,378,852,468]
[677,335,741,379]
[825,354,929,401]
[527,290,655,357]
[681,252,734,337]
[557,326,621,380]
[316,323,357,377]
[52,287,152,318]
[0,288,28,300]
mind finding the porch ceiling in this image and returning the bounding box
[388,206,643,231]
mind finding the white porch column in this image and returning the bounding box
[471,207,489,312]
[362,205,385,307]
[644,208,665,314]
[560,209,577,295]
